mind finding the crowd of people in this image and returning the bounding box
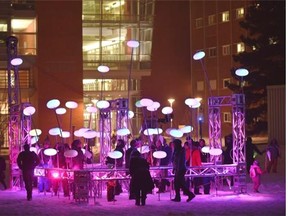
[2,133,280,204]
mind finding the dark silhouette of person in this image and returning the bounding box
[17,144,40,200]
[125,139,138,199]
[71,139,85,170]
[129,150,154,206]
[0,156,7,190]
[223,134,233,164]
[246,137,262,173]
[171,139,195,202]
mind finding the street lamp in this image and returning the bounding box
[168,98,175,127]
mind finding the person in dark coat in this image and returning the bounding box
[17,144,40,200]
[129,150,154,206]
[246,137,262,173]
[171,139,195,202]
[0,156,7,190]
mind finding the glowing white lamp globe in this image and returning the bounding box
[108,151,123,159]
[44,148,57,156]
[11,57,23,66]
[180,125,193,133]
[127,40,140,48]
[162,106,173,115]
[140,98,153,107]
[193,51,205,60]
[154,128,163,134]
[23,106,36,116]
[83,130,98,139]
[86,106,97,113]
[59,131,70,138]
[49,127,62,136]
[47,99,60,109]
[170,129,183,138]
[185,98,201,108]
[65,101,78,109]
[137,145,150,154]
[96,100,110,109]
[235,68,249,77]
[128,110,134,119]
[201,146,210,154]
[29,129,42,137]
[143,128,155,136]
[209,148,223,156]
[135,100,143,108]
[64,149,78,158]
[116,128,131,136]
[153,151,167,159]
[56,107,66,115]
[30,136,39,145]
[147,101,160,112]
[97,65,110,73]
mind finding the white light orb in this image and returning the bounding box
[47,99,60,109]
[23,106,36,116]
[64,149,78,158]
[56,107,66,115]
[127,40,139,48]
[49,127,62,136]
[235,68,249,77]
[97,65,110,73]
[59,131,70,138]
[83,130,98,139]
[153,151,167,159]
[193,51,205,60]
[86,106,97,113]
[11,57,23,66]
[128,110,134,119]
[180,125,193,134]
[29,129,42,137]
[65,101,78,109]
[140,98,153,107]
[96,100,110,109]
[209,148,223,156]
[162,106,173,115]
[116,128,131,136]
[108,151,123,159]
[169,129,183,138]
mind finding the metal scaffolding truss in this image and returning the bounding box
[208,94,246,193]
[99,98,128,165]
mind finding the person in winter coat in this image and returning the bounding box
[250,160,264,193]
[17,144,40,200]
[129,150,154,206]
[171,139,195,202]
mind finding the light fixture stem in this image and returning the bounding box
[200,59,212,97]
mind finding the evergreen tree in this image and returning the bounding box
[229,1,285,136]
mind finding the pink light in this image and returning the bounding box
[51,171,60,179]
[127,40,140,48]
[10,57,23,66]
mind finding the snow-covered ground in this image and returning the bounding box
[0,169,285,216]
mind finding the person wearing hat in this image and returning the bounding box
[249,160,265,193]
[17,143,40,200]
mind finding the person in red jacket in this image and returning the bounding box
[250,160,265,192]
[191,141,202,194]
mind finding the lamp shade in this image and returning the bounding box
[140,98,153,107]
[209,148,223,156]
[44,148,57,156]
[56,107,66,115]
[153,151,167,159]
[47,99,60,109]
[162,106,173,115]
[11,57,23,66]
[64,149,78,158]
[23,106,36,116]
[193,51,205,60]
[127,40,139,48]
[97,65,110,73]
[86,106,97,113]
[29,129,42,137]
[96,100,110,109]
[108,151,123,159]
[65,101,78,109]
[49,127,62,136]
[180,125,193,133]
[83,130,98,139]
[235,68,249,77]
[116,128,131,136]
[169,129,183,138]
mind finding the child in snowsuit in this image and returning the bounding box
[250,160,264,193]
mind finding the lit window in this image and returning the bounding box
[221,11,229,22]
[223,78,230,89]
[196,18,203,28]
[223,112,231,123]
[237,42,245,53]
[208,47,217,57]
[11,18,37,55]
[222,45,230,56]
[236,8,245,19]
[0,20,8,32]
[210,80,216,90]
[208,15,216,25]
[197,81,204,91]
